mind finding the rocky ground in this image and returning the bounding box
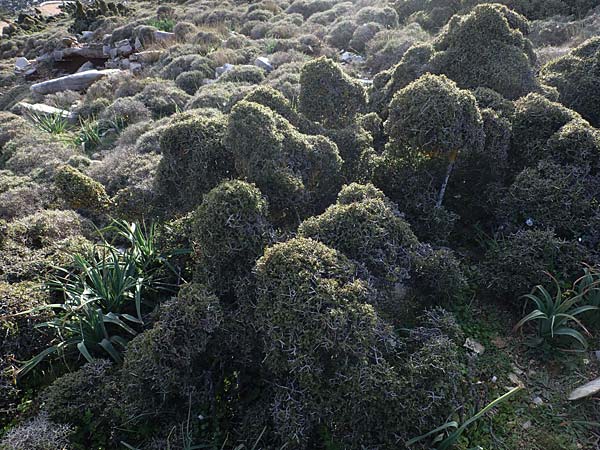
[1,0,43,13]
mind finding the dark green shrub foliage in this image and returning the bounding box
[429,4,538,100]
[484,229,590,301]
[120,283,222,435]
[219,65,266,84]
[541,38,600,127]
[298,188,419,284]
[497,161,599,239]
[43,360,115,438]
[299,57,366,129]
[191,180,272,294]
[509,93,579,173]
[174,71,206,95]
[154,115,234,213]
[54,165,110,211]
[385,73,483,156]
[226,100,342,223]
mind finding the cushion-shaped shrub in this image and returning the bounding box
[174,70,206,95]
[226,100,342,223]
[384,73,484,208]
[299,57,366,129]
[298,188,418,284]
[54,165,110,211]
[186,82,254,112]
[42,360,115,436]
[219,65,266,84]
[428,4,538,99]
[356,6,399,27]
[154,115,234,213]
[509,92,579,174]
[498,161,599,239]
[120,283,222,427]
[540,38,600,128]
[134,81,192,118]
[545,119,600,171]
[484,229,590,301]
[191,180,273,295]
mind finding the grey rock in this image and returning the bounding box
[254,56,273,72]
[340,51,364,64]
[215,63,234,77]
[76,61,95,73]
[30,69,122,95]
[568,377,600,400]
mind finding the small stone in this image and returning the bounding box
[76,61,95,73]
[532,396,543,406]
[464,338,485,355]
[340,51,364,64]
[15,57,30,70]
[254,56,273,72]
[491,376,498,383]
[522,420,532,430]
[594,350,600,361]
[81,31,94,41]
[130,62,142,73]
[508,373,523,386]
[568,377,600,401]
[216,63,234,77]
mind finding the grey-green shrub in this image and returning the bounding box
[191,180,273,294]
[154,115,234,214]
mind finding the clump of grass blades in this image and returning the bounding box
[26,111,71,135]
[514,272,598,350]
[407,386,523,449]
[16,220,188,378]
[147,17,175,32]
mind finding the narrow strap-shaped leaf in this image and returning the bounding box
[77,341,94,363]
[405,421,459,446]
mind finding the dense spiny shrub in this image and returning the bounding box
[447,107,511,224]
[99,97,151,128]
[226,100,342,223]
[484,229,590,301]
[173,21,197,42]
[325,19,357,49]
[54,165,110,211]
[218,64,266,84]
[186,82,254,112]
[356,6,399,27]
[1,282,52,426]
[254,237,400,447]
[410,243,467,303]
[159,54,214,80]
[120,283,222,429]
[385,73,483,155]
[255,237,372,379]
[135,81,191,118]
[336,181,387,205]
[154,115,233,214]
[286,0,339,19]
[540,37,600,128]
[175,70,206,95]
[299,57,366,129]
[349,22,382,52]
[298,190,419,285]
[545,119,600,170]
[428,4,538,99]
[0,413,73,450]
[497,161,599,239]
[42,360,115,434]
[6,210,92,249]
[509,93,579,173]
[472,86,515,119]
[325,125,374,180]
[364,24,430,73]
[191,180,272,295]
[369,42,434,116]
[367,147,458,243]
